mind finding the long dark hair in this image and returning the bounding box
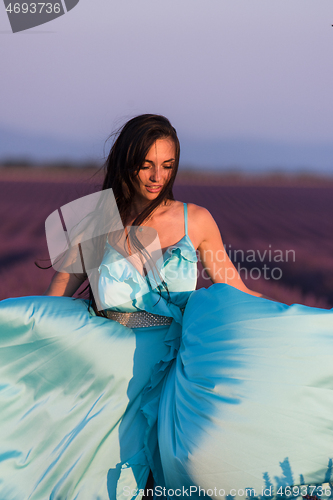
[88,114,180,315]
[103,114,180,226]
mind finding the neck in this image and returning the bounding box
[131,197,150,216]
[130,197,168,222]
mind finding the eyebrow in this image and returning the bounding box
[143,158,175,164]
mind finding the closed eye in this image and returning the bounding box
[140,162,174,170]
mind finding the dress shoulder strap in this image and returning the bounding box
[183,203,188,236]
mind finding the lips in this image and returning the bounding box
[146,186,162,192]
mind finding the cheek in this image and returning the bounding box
[136,172,147,186]
[164,170,173,181]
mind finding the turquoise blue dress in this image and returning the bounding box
[0,203,333,500]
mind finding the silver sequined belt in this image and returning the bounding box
[105,309,173,328]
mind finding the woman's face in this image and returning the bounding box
[133,137,176,203]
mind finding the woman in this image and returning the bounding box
[0,115,332,500]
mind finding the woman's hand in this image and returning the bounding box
[192,206,262,298]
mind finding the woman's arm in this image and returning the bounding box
[44,271,87,297]
[193,206,262,298]
[44,238,88,297]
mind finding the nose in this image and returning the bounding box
[150,166,161,182]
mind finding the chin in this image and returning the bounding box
[145,190,162,198]
[147,194,159,201]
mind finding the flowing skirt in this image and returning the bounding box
[0,296,181,500]
[1,285,333,500]
[160,285,333,499]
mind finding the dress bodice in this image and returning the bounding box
[98,203,197,323]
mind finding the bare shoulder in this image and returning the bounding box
[185,203,219,249]
[187,203,216,226]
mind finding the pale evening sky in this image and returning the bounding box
[0,0,332,171]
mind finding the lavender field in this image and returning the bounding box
[1,169,333,308]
